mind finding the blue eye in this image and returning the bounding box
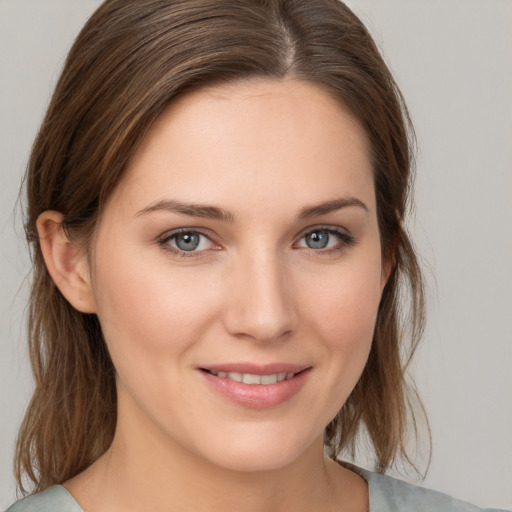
[304,230,330,249]
[158,226,354,258]
[296,228,355,251]
[160,230,214,254]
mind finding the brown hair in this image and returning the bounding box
[16,0,426,493]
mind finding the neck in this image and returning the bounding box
[64,398,367,512]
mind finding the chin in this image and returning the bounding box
[192,427,321,473]
[206,449,304,473]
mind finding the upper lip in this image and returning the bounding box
[199,363,311,375]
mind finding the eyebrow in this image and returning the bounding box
[298,197,368,219]
[135,197,368,221]
[135,199,235,222]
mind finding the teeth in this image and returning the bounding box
[242,373,261,384]
[209,370,296,385]
[261,374,278,384]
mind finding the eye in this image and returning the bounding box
[295,227,355,252]
[159,229,216,255]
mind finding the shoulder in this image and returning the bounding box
[5,486,83,512]
[353,466,509,512]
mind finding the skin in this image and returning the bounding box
[38,78,389,512]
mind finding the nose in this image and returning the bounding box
[222,249,298,343]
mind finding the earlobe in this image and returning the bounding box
[37,211,97,313]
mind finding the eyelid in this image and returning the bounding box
[156,224,356,259]
[157,228,220,257]
[294,225,356,252]
[296,223,351,238]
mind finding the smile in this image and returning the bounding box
[205,370,296,385]
[200,364,311,409]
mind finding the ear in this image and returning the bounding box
[380,220,399,294]
[380,256,393,294]
[37,211,97,313]
[380,245,395,294]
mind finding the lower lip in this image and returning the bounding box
[200,369,310,409]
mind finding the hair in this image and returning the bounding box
[16,0,426,493]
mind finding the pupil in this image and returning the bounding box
[176,232,200,251]
[307,230,329,249]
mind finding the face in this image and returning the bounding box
[88,79,387,471]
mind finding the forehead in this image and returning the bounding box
[110,78,375,219]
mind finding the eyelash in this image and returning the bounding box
[157,228,217,259]
[157,226,356,259]
[295,227,356,255]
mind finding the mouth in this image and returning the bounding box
[201,369,298,385]
[198,364,311,409]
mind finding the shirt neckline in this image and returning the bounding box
[56,461,376,512]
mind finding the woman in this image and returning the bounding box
[5,1,507,511]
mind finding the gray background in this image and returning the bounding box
[1,0,511,509]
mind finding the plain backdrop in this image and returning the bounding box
[1,0,511,510]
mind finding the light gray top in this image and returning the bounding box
[6,466,509,512]
[6,486,82,512]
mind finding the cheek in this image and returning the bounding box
[300,254,383,390]
[90,250,222,374]
[305,258,383,343]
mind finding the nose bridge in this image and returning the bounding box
[224,245,296,342]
